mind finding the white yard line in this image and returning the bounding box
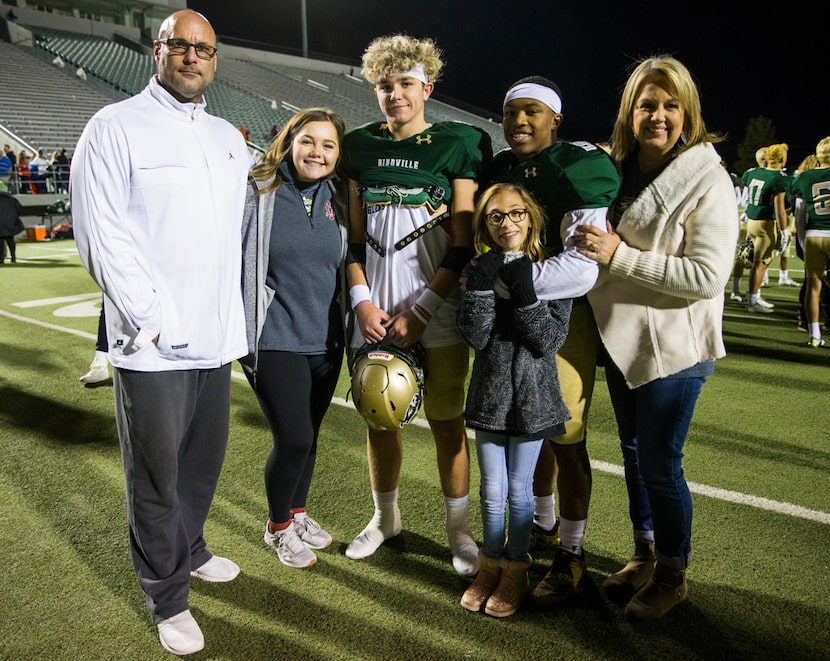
[3,305,827,526]
[326,397,830,525]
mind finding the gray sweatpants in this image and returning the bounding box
[113,364,232,622]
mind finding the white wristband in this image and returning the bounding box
[349,284,371,310]
[415,288,443,317]
[410,305,429,325]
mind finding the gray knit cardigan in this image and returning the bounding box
[457,292,572,436]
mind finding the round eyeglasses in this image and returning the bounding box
[484,208,528,226]
[157,38,218,60]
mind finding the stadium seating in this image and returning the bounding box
[0,38,123,153]
[1,21,507,157]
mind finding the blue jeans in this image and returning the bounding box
[475,430,543,562]
[605,360,706,569]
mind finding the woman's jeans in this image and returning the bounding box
[475,430,543,562]
[604,360,705,569]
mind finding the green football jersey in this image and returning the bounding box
[490,141,620,254]
[342,121,492,212]
[341,120,492,347]
[789,166,830,232]
[741,167,789,221]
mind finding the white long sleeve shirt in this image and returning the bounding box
[71,77,253,371]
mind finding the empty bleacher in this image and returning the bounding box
[218,57,377,133]
[225,58,507,150]
[0,38,123,154]
[1,22,506,158]
[35,26,154,96]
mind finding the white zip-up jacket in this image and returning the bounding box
[72,77,252,371]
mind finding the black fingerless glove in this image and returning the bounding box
[499,256,537,308]
[464,251,505,291]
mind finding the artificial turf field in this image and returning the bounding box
[1,238,828,660]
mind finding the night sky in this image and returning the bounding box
[187,0,828,169]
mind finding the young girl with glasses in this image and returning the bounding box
[456,182,572,617]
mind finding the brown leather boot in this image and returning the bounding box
[484,558,531,618]
[461,553,503,612]
[603,540,655,604]
[624,561,688,619]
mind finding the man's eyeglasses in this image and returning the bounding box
[484,208,528,226]
[156,38,218,60]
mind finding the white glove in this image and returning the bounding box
[775,229,790,253]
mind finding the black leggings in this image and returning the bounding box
[250,349,343,524]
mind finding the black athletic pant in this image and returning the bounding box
[0,236,15,262]
[113,364,232,622]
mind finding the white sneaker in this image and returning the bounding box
[807,336,826,348]
[345,508,402,560]
[190,555,240,582]
[80,360,109,384]
[293,513,332,549]
[264,525,317,568]
[729,292,743,302]
[448,528,479,577]
[779,277,799,287]
[158,610,204,656]
[746,301,774,314]
[755,297,774,309]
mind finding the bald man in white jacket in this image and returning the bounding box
[71,9,252,656]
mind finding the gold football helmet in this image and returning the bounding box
[737,237,754,269]
[349,342,426,431]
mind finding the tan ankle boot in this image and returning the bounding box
[603,540,655,604]
[624,561,687,619]
[484,558,531,618]
[461,553,502,612]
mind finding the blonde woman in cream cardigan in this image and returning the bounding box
[575,55,738,620]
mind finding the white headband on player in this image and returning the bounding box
[388,63,429,84]
[503,82,562,113]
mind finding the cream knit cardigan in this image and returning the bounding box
[588,142,739,388]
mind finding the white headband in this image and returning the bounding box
[388,63,429,84]
[503,82,562,114]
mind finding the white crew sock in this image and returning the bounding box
[444,494,478,577]
[533,494,557,531]
[373,488,399,515]
[558,517,586,555]
[444,494,470,531]
[345,489,401,560]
